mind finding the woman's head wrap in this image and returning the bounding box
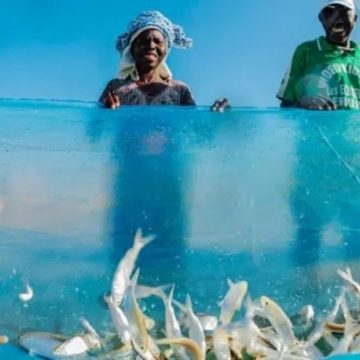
[116,11,193,54]
[115,11,193,80]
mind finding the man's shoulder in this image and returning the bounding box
[294,38,321,53]
[350,40,360,55]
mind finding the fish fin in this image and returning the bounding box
[130,268,140,286]
[338,268,350,281]
[329,287,347,321]
[227,278,234,288]
[103,294,112,306]
[340,296,352,324]
[346,267,352,276]
[168,285,175,303]
[98,293,110,309]
[172,299,187,313]
[157,283,173,298]
[149,283,173,300]
[134,228,155,249]
[185,294,194,313]
[244,295,263,318]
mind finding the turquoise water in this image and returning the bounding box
[1,100,360,358]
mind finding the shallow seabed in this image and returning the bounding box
[1,100,360,359]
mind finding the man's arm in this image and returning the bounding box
[277,46,305,106]
[280,99,297,108]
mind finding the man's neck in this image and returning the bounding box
[325,36,352,49]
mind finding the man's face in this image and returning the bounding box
[319,4,357,46]
[131,29,167,73]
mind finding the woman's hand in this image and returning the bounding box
[102,91,121,109]
[298,96,337,110]
[210,98,230,112]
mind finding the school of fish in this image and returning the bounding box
[6,229,360,359]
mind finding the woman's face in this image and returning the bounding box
[131,29,167,73]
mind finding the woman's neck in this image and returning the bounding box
[137,68,158,83]
[137,67,170,84]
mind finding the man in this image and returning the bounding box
[277,0,360,110]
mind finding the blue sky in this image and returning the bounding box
[1,0,360,106]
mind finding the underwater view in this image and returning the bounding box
[0,100,360,358]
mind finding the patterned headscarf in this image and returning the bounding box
[116,11,193,54]
[115,11,193,80]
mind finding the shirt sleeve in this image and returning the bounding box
[98,78,124,103]
[277,45,306,104]
[180,85,196,105]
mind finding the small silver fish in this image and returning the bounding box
[162,285,189,359]
[19,282,33,303]
[307,287,346,346]
[104,295,132,345]
[219,280,248,325]
[260,296,296,347]
[122,270,155,359]
[111,229,155,306]
[174,295,206,358]
[19,331,67,359]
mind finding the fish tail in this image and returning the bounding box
[185,294,194,312]
[172,299,187,313]
[168,285,175,302]
[157,284,174,303]
[134,228,155,250]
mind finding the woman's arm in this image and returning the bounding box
[99,79,123,109]
[180,85,196,105]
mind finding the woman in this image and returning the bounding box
[99,11,196,108]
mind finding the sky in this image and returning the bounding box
[1,0,360,106]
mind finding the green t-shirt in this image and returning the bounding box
[277,36,360,109]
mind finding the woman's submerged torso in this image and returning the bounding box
[99,77,196,106]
